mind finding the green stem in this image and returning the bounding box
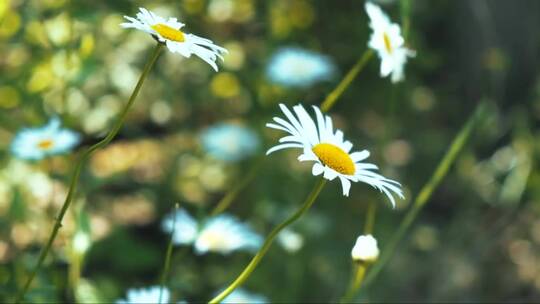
[341,263,367,303]
[210,158,264,216]
[363,201,377,235]
[400,0,411,40]
[361,102,487,289]
[15,42,164,303]
[209,179,327,303]
[320,50,373,112]
[159,203,179,304]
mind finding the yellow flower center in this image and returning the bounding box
[199,230,227,249]
[37,139,54,150]
[383,32,393,54]
[312,143,355,175]
[151,23,185,42]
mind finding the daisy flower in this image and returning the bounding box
[267,47,336,88]
[351,234,379,263]
[116,286,169,304]
[11,117,80,161]
[365,2,415,83]
[266,104,404,206]
[121,7,228,71]
[162,208,262,255]
[201,123,260,162]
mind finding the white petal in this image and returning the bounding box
[266,143,304,155]
[339,176,352,196]
[312,162,324,176]
[351,150,370,162]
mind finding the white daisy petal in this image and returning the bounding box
[265,104,404,206]
[121,7,227,71]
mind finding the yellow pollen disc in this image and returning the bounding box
[383,32,393,54]
[151,23,185,42]
[37,139,54,150]
[312,143,355,175]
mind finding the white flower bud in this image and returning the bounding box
[351,234,379,263]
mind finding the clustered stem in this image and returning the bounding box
[15,42,164,303]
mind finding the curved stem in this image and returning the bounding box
[159,203,179,303]
[341,263,367,303]
[361,102,487,288]
[320,50,373,112]
[209,179,327,303]
[15,42,164,303]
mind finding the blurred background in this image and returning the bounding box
[1,0,540,302]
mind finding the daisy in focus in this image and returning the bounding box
[201,123,260,162]
[11,117,80,161]
[351,234,379,263]
[365,2,415,83]
[162,208,262,255]
[121,7,228,71]
[267,47,336,88]
[266,104,404,206]
[218,288,268,304]
[116,286,169,304]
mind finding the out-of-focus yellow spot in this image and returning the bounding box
[208,0,234,22]
[270,0,314,38]
[42,0,67,9]
[483,48,507,72]
[0,86,19,108]
[79,33,95,58]
[5,45,30,70]
[25,21,50,47]
[0,0,8,21]
[44,13,71,46]
[222,42,245,70]
[52,50,81,79]
[183,0,205,15]
[211,72,240,98]
[0,10,21,38]
[102,15,124,38]
[27,61,54,92]
[290,0,314,29]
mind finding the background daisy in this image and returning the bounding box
[11,117,80,161]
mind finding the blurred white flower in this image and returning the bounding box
[365,2,415,83]
[162,208,262,255]
[267,47,336,88]
[266,104,403,206]
[11,117,80,161]
[73,230,91,254]
[201,123,260,162]
[121,7,228,71]
[117,286,169,304]
[277,228,304,253]
[351,234,379,263]
[220,288,268,304]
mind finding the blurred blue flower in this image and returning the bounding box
[116,286,169,304]
[10,117,80,161]
[220,288,268,304]
[267,47,336,88]
[162,208,263,255]
[201,123,260,162]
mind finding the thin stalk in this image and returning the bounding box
[363,201,377,235]
[15,42,164,303]
[400,0,411,40]
[209,179,327,303]
[321,50,373,112]
[341,263,367,303]
[159,203,179,304]
[211,50,373,216]
[362,102,487,288]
